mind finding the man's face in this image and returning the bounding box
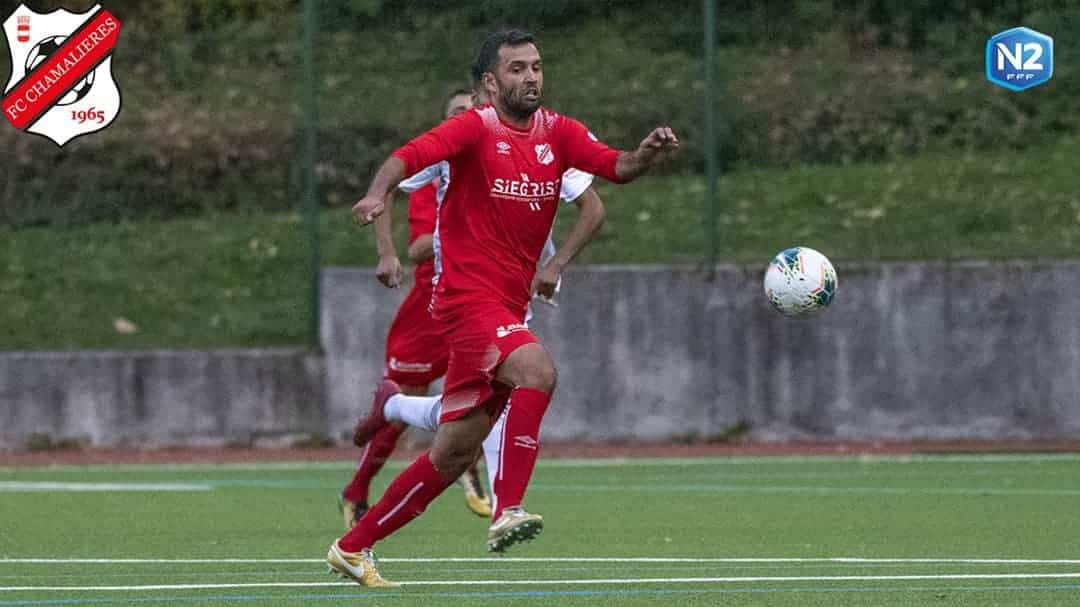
[445,93,473,118]
[485,43,542,119]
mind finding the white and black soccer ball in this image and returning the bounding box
[24,34,96,106]
[763,246,838,318]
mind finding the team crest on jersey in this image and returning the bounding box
[534,143,554,165]
[2,4,122,146]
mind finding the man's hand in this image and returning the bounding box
[376,254,403,288]
[616,127,680,182]
[352,195,386,225]
[532,260,563,305]
[635,126,680,166]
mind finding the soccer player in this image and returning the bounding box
[327,28,678,587]
[339,88,493,528]
[342,88,605,528]
[347,72,606,534]
[358,178,604,533]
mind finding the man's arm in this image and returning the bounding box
[371,190,404,288]
[548,186,605,272]
[614,127,680,182]
[352,111,479,224]
[561,119,679,185]
[532,186,606,299]
[352,156,407,225]
[407,234,434,263]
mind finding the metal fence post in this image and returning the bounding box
[302,0,321,350]
[703,0,719,276]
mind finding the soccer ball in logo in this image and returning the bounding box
[24,35,96,106]
[763,246,838,318]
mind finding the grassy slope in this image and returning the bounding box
[2,137,1077,350]
[8,5,1077,227]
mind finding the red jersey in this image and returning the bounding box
[406,182,437,289]
[392,105,622,316]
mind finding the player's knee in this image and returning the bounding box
[519,360,557,393]
[430,444,476,479]
[499,344,558,393]
[399,383,430,396]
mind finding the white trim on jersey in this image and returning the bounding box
[398,161,450,200]
[398,162,451,287]
[559,168,594,203]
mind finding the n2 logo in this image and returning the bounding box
[986,27,1053,92]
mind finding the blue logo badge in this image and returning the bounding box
[986,27,1053,91]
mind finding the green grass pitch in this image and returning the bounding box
[2,453,1079,606]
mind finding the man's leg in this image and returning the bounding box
[340,383,427,528]
[385,392,442,431]
[486,342,557,551]
[340,406,491,550]
[384,391,493,517]
[340,422,403,527]
[459,455,492,517]
[481,408,507,515]
[329,406,492,586]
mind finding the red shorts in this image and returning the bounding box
[383,285,448,387]
[438,301,539,423]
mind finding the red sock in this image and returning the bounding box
[339,452,455,552]
[492,387,550,516]
[342,424,403,504]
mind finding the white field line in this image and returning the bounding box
[0,482,210,492]
[530,483,1080,497]
[2,453,1078,473]
[4,572,1080,591]
[3,557,1080,565]
[3,479,1078,497]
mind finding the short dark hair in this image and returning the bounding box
[442,87,472,117]
[470,29,537,84]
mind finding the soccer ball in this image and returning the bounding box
[763,246,838,318]
[24,35,96,107]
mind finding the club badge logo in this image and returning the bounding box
[2,4,122,146]
[534,143,554,165]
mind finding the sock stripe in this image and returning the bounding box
[376,482,425,526]
[497,404,510,484]
[355,442,372,470]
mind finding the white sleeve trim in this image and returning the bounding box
[559,168,594,203]
[398,163,442,193]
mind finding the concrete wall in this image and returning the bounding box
[322,262,1080,442]
[3,262,1078,448]
[0,349,324,448]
